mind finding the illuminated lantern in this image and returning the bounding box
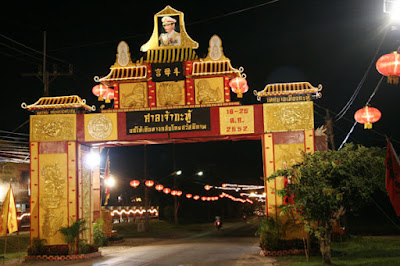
[193,195,200,200]
[186,194,192,199]
[204,185,211,191]
[229,77,248,98]
[104,88,115,103]
[176,191,183,196]
[145,180,154,187]
[163,188,171,194]
[376,51,400,84]
[206,197,211,201]
[201,196,206,201]
[92,84,108,101]
[171,190,178,196]
[354,106,382,129]
[222,184,227,187]
[130,180,140,188]
[155,184,164,191]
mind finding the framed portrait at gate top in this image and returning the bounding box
[157,15,181,47]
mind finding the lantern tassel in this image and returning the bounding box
[98,96,104,101]
[388,76,399,85]
[364,123,372,129]
[237,93,243,98]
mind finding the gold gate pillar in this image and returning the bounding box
[29,113,97,246]
[261,101,315,220]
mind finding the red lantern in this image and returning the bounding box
[201,196,206,201]
[163,188,171,194]
[229,77,248,98]
[145,180,154,187]
[193,195,200,200]
[104,88,115,103]
[354,106,381,129]
[222,184,227,187]
[155,184,164,191]
[186,194,192,199]
[204,185,211,191]
[176,191,183,196]
[376,51,400,84]
[171,190,177,196]
[130,180,140,188]
[92,84,109,101]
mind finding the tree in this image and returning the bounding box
[268,143,385,265]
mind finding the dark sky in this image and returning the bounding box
[2,1,400,189]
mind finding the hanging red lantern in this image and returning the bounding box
[376,51,400,84]
[193,195,200,200]
[229,77,248,98]
[145,180,154,187]
[171,190,178,196]
[176,191,183,196]
[186,194,192,199]
[104,88,115,103]
[354,106,381,129]
[92,84,109,101]
[130,180,140,188]
[201,196,206,201]
[163,188,171,194]
[155,184,164,191]
[204,185,211,191]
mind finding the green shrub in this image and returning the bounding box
[93,219,108,247]
[27,239,69,256]
[59,219,87,254]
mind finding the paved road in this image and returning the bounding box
[18,222,277,266]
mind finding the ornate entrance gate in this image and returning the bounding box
[24,6,325,247]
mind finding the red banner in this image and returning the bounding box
[385,140,400,216]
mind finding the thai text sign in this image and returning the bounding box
[151,62,184,82]
[127,108,210,134]
[266,94,311,103]
[219,106,254,135]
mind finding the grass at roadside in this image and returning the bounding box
[277,236,400,265]
[0,233,30,261]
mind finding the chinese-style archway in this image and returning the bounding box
[23,6,325,247]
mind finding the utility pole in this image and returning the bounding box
[325,109,336,150]
[173,143,179,225]
[21,31,73,96]
[144,145,149,232]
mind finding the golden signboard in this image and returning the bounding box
[219,106,254,135]
[119,82,148,108]
[30,114,76,142]
[194,77,224,104]
[39,153,68,245]
[263,101,314,132]
[84,113,118,142]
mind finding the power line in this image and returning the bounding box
[334,27,389,122]
[0,33,69,65]
[48,0,280,52]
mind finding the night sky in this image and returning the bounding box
[2,1,400,199]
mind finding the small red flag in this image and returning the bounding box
[385,140,400,216]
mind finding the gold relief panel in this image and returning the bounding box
[274,143,305,170]
[30,114,76,142]
[156,81,185,106]
[263,102,314,132]
[119,82,148,108]
[194,77,224,104]
[84,113,118,142]
[39,153,68,245]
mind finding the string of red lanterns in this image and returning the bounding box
[129,179,252,204]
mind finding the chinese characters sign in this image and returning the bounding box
[126,108,210,134]
[151,62,184,82]
[219,106,254,135]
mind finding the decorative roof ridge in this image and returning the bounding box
[253,82,322,101]
[21,95,95,112]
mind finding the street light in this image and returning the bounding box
[384,0,400,22]
[84,151,100,169]
[196,171,203,176]
[105,176,115,187]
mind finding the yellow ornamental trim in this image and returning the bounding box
[254,82,322,100]
[192,60,240,77]
[99,65,148,82]
[142,47,198,63]
[21,95,95,112]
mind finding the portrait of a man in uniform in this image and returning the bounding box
[158,15,181,47]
